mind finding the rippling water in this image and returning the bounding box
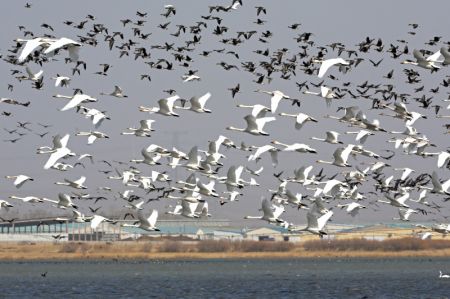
[0,258,449,298]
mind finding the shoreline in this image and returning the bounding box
[1,242,450,261]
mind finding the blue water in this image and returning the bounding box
[0,258,449,298]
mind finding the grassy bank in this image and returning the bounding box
[1,238,450,260]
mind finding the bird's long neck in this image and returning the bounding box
[310,137,324,141]
[245,216,262,219]
[227,126,244,132]
[279,112,296,117]
[303,90,319,96]
[54,94,72,99]
[316,160,332,165]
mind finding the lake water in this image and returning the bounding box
[0,258,449,298]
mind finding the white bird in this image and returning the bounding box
[288,165,316,185]
[401,49,441,70]
[124,200,144,211]
[53,94,97,112]
[9,195,44,203]
[244,198,285,225]
[0,200,14,211]
[317,58,350,78]
[180,92,212,113]
[377,193,410,208]
[5,175,34,188]
[43,135,75,170]
[195,201,211,217]
[182,74,201,82]
[282,189,308,209]
[437,151,450,168]
[310,131,343,144]
[15,37,55,63]
[440,47,450,65]
[20,66,43,81]
[183,146,204,171]
[245,166,264,176]
[222,191,243,202]
[166,201,197,218]
[219,165,244,191]
[51,163,74,171]
[290,210,334,237]
[393,208,417,221]
[439,271,450,279]
[123,210,160,231]
[43,37,81,61]
[271,141,317,154]
[236,104,271,118]
[255,90,290,113]
[346,130,374,144]
[42,193,78,209]
[279,112,318,130]
[394,167,415,181]
[316,144,354,167]
[428,171,450,195]
[320,179,348,197]
[55,176,87,189]
[75,131,109,144]
[52,75,70,87]
[248,145,279,167]
[303,86,338,106]
[121,120,155,137]
[78,154,94,164]
[337,202,366,217]
[77,106,110,128]
[227,115,276,136]
[139,95,180,116]
[130,149,162,165]
[101,85,128,98]
[90,215,113,230]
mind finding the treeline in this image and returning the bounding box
[58,237,450,254]
[303,238,450,251]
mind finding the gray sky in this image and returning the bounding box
[0,0,449,226]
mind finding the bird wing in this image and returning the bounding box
[326,131,338,143]
[87,135,97,144]
[147,210,158,227]
[114,85,123,94]
[250,145,275,161]
[44,148,70,169]
[90,215,105,229]
[74,176,86,185]
[306,212,319,229]
[318,58,337,78]
[18,38,47,63]
[44,37,80,54]
[431,171,442,190]
[320,86,332,97]
[255,116,276,131]
[61,95,85,111]
[426,49,442,62]
[261,198,274,218]
[296,113,309,125]
[58,193,71,205]
[317,210,333,230]
[252,105,269,118]
[197,92,211,109]
[270,93,283,113]
[437,152,450,168]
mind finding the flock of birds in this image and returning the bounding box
[1,0,450,238]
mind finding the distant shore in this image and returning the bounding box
[1,240,450,261]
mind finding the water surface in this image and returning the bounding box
[1,258,449,298]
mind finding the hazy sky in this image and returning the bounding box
[0,0,449,226]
